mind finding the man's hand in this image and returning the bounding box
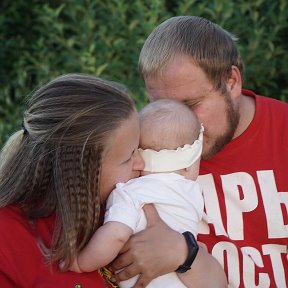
[110,204,186,287]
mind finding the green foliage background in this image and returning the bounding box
[1,0,288,147]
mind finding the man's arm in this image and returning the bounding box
[111,204,227,287]
[177,245,227,287]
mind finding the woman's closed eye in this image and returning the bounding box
[123,156,132,164]
[123,149,137,164]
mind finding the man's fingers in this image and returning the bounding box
[143,204,160,227]
[110,252,130,272]
[113,263,154,287]
[112,263,138,282]
[132,273,153,288]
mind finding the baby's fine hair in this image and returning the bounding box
[139,16,244,93]
[139,99,201,151]
[0,73,135,266]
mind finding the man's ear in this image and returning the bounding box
[227,65,242,101]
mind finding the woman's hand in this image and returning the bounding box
[110,204,187,287]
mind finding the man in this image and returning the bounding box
[112,16,288,287]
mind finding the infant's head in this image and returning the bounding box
[140,99,201,150]
[139,99,203,180]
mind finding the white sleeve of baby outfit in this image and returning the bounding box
[104,185,140,233]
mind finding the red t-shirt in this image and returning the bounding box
[0,206,108,287]
[198,90,288,287]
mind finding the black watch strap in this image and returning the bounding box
[175,231,199,273]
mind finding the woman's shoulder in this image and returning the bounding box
[0,206,108,287]
[0,205,41,286]
[0,205,37,256]
[0,205,27,230]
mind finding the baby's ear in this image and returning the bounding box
[182,164,199,181]
[184,166,192,173]
[181,167,191,177]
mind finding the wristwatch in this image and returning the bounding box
[175,231,199,273]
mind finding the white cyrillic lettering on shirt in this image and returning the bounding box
[221,172,258,240]
[197,174,226,236]
[241,246,270,288]
[262,244,287,287]
[212,241,240,288]
[257,170,288,238]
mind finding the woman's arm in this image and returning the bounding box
[111,204,227,287]
[71,221,133,273]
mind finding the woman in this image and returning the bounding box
[0,74,144,287]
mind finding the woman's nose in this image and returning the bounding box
[133,150,145,171]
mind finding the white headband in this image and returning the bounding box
[138,124,204,172]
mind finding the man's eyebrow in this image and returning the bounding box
[183,99,197,104]
[183,95,205,102]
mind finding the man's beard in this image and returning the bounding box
[202,92,240,160]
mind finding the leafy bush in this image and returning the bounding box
[1,0,287,147]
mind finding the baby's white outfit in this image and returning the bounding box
[105,172,204,288]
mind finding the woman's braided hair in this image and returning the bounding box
[0,74,135,266]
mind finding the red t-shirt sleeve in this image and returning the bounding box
[0,206,107,287]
